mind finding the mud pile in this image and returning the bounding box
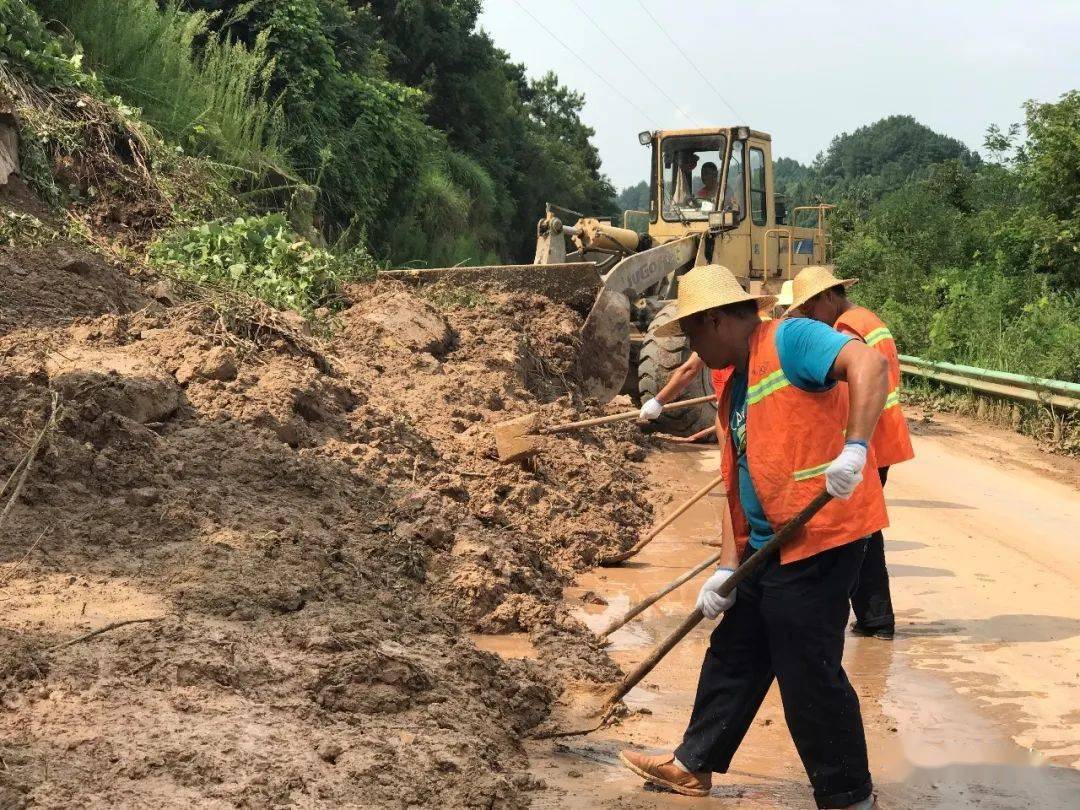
[0,235,653,805]
[335,284,653,622]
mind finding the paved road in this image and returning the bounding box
[528,410,1080,808]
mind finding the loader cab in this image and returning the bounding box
[658,134,726,221]
[637,127,830,289]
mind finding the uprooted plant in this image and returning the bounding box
[148,213,376,316]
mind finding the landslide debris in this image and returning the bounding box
[0,235,653,805]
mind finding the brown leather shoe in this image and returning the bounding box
[618,750,711,797]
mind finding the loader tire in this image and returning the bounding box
[637,301,718,436]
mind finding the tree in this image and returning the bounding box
[166,0,618,262]
[616,181,649,211]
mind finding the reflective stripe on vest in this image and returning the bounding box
[885,386,901,409]
[747,368,789,405]
[793,460,831,481]
[864,326,893,347]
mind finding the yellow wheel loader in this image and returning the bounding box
[385,126,832,434]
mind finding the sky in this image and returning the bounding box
[479,0,1080,190]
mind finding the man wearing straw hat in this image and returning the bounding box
[635,280,795,427]
[620,264,889,809]
[787,265,915,641]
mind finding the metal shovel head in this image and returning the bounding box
[529,680,620,740]
[494,412,543,463]
[574,287,631,403]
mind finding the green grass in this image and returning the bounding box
[37,0,288,179]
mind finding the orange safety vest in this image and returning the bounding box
[718,320,889,564]
[710,366,733,399]
[834,307,915,469]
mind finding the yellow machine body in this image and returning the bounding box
[631,127,831,296]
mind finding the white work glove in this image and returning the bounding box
[824,442,868,500]
[696,568,737,619]
[638,397,664,421]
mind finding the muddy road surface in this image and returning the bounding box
[525,411,1080,808]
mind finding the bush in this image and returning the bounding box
[167,2,616,263]
[0,0,97,89]
[922,269,1079,380]
[149,213,374,314]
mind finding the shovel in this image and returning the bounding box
[494,394,716,463]
[599,472,725,565]
[531,488,833,739]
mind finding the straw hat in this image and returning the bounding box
[654,265,777,337]
[777,279,794,308]
[786,265,857,314]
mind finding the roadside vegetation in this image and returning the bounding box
[33,0,614,268]
[773,110,1080,383]
[33,0,288,181]
[148,214,375,315]
[7,0,613,314]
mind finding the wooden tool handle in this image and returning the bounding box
[602,489,833,709]
[544,394,717,434]
[599,549,724,639]
[607,472,724,564]
[606,608,705,709]
[644,472,726,544]
[718,489,832,596]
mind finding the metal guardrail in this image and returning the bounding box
[898,355,1080,411]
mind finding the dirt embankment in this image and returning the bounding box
[0,236,654,806]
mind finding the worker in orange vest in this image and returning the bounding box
[621,264,888,809]
[787,265,915,641]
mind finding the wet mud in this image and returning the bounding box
[0,235,654,807]
[2,221,1078,807]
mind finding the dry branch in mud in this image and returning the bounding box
[0,390,58,529]
[48,616,164,651]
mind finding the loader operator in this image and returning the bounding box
[620,264,888,809]
[672,151,700,205]
[696,162,720,201]
[786,265,915,640]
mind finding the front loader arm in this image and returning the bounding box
[599,234,698,296]
[574,234,700,402]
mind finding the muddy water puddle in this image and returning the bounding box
[470,632,539,660]
[525,445,1080,808]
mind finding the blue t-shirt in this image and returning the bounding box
[731,318,854,548]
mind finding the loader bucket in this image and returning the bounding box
[382,261,631,402]
[574,287,631,401]
[380,263,602,313]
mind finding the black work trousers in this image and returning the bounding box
[850,467,894,633]
[674,539,872,809]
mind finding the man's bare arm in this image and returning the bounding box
[828,341,889,443]
[655,352,705,404]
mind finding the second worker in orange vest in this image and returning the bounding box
[788,265,915,640]
[619,265,889,809]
